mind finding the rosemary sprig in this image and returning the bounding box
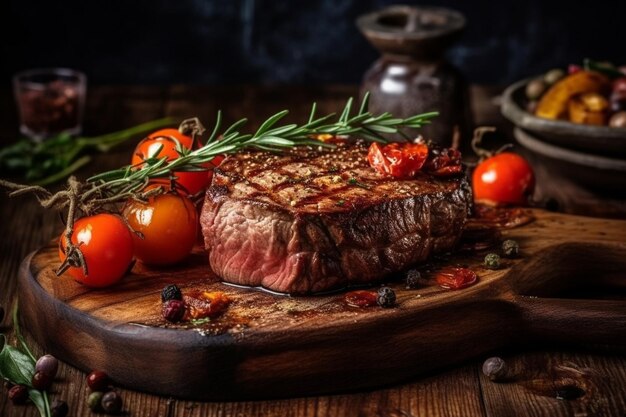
[87,93,437,199]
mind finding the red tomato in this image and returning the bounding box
[58,214,134,288]
[472,153,535,206]
[132,129,221,195]
[122,193,198,266]
[367,142,429,178]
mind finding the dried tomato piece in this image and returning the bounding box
[424,147,463,177]
[367,142,428,178]
[344,290,378,308]
[435,267,478,290]
[183,290,230,319]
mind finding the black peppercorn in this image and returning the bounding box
[482,357,508,381]
[405,270,421,289]
[51,399,69,417]
[88,391,104,411]
[8,385,28,405]
[376,287,396,308]
[32,371,53,391]
[161,284,183,302]
[484,253,501,270]
[163,299,186,322]
[501,239,519,258]
[87,370,111,391]
[101,391,123,414]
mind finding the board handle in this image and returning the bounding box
[515,296,626,345]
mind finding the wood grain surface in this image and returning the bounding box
[17,209,626,401]
[2,85,626,416]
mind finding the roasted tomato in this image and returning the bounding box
[367,142,429,178]
[424,147,463,176]
[132,128,222,195]
[58,214,134,288]
[472,152,535,206]
[123,193,198,266]
[436,267,478,290]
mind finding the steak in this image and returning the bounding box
[201,141,471,294]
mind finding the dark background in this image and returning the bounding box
[3,0,626,86]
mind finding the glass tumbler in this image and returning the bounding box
[13,68,86,140]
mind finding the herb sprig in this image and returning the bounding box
[0,118,174,185]
[0,303,51,417]
[88,93,437,195]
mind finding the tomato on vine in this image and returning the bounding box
[122,192,198,266]
[132,127,223,195]
[472,152,535,206]
[58,214,134,288]
[471,127,535,206]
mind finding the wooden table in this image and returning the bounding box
[1,85,625,417]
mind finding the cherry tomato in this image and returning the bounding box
[122,193,198,266]
[58,214,134,288]
[367,142,428,178]
[472,152,535,206]
[132,129,222,195]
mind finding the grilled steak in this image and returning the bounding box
[201,141,471,294]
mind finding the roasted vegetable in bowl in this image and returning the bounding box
[526,59,626,127]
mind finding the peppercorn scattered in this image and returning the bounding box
[101,391,123,414]
[501,239,519,258]
[88,391,104,411]
[51,399,69,417]
[161,284,183,302]
[484,253,501,270]
[376,287,396,308]
[87,370,110,392]
[8,384,28,405]
[36,354,59,378]
[482,357,508,381]
[32,371,53,391]
[405,269,421,289]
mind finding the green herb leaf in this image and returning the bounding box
[189,317,211,326]
[29,388,48,417]
[0,335,35,386]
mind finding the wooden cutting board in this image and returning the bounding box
[18,209,626,400]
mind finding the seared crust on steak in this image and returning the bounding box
[201,141,471,294]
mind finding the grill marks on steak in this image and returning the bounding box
[201,141,471,294]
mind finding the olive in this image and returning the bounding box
[32,371,53,391]
[525,79,547,100]
[88,391,104,411]
[526,100,538,114]
[609,112,626,128]
[35,354,59,378]
[101,391,123,414]
[544,68,565,85]
[87,370,111,391]
[8,385,28,405]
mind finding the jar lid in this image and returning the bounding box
[357,5,466,58]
